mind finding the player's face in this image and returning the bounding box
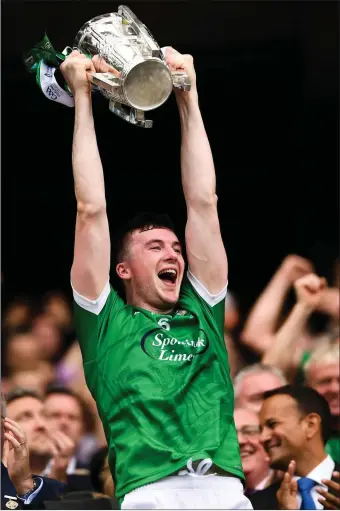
[118,228,185,311]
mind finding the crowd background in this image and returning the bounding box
[2,0,338,508]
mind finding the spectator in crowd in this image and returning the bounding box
[304,341,340,463]
[43,291,73,332]
[2,298,34,332]
[10,362,54,397]
[234,408,272,492]
[6,388,75,484]
[224,292,245,379]
[241,255,315,355]
[31,315,62,363]
[5,327,41,373]
[1,391,65,509]
[241,255,338,360]
[262,273,327,381]
[89,447,115,497]
[249,385,340,510]
[234,364,287,414]
[43,385,95,472]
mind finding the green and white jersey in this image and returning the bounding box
[73,270,243,499]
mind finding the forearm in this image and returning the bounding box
[241,270,291,352]
[262,302,312,374]
[315,288,340,318]
[72,92,106,211]
[176,94,216,206]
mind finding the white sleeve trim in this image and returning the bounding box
[72,280,110,316]
[187,269,228,307]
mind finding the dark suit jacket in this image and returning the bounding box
[1,463,66,510]
[249,462,340,510]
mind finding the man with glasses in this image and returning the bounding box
[234,408,273,493]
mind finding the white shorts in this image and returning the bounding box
[121,458,252,510]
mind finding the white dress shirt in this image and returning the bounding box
[295,455,335,510]
[255,470,273,491]
[41,455,77,477]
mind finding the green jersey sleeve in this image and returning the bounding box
[180,270,227,335]
[72,280,125,363]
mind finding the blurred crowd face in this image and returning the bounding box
[3,302,32,331]
[306,362,340,417]
[237,371,284,414]
[7,396,52,457]
[45,293,72,330]
[32,315,62,361]
[234,408,269,484]
[44,393,84,444]
[6,332,40,372]
[259,394,314,472]
[10,362,54,396]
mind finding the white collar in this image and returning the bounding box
[41,455,77,476]
[255,470,273,491]
[295,455,335,485]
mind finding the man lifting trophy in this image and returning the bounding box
[24,5,190,127]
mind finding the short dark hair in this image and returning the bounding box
[263,385,332,443]
[113,212,176,265]
[45,384,95,433]
[6,387,43,405]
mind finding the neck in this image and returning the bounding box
[295,445,328,477]
[246,466,270,490]
[126,291,174,315]
[30,453,51,475]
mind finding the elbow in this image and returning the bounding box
[76,200,106,218]
[187,193,218,209]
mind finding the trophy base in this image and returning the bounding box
[109,101,153,128]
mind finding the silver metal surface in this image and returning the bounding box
[73,5,191,127]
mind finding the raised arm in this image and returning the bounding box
[60,52,113,299]
[262,273,326,380]
[241,255,314,354]
[165,48,227,293]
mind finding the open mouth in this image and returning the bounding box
[158,268,177,285]
[266,440,281,453]
[240,448,256,459]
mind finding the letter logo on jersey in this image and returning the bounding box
[141,327,209,363]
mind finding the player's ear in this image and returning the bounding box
[116,262,131,280]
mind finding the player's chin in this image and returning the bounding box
[158,284,180,304]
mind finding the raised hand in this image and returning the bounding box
[294,273,327,310]
[4,417,35,496]
[163,47,197,96]
[316,471,340,510]
[60,50,120,97]
[276,460,299,510]
[48,430,76,483]
[280,255,315,284]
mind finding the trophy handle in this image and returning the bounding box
[109,100,153,128]
[88,72,121,93]
[118,5,162,59]
[171,71,191,92]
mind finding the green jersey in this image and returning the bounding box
[73,272,243,499]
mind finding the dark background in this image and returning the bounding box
[2,0,339,314]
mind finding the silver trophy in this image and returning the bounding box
[74,5,191,127]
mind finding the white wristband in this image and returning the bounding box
[39,61,75,107]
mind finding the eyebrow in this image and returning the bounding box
[145,239,181,248]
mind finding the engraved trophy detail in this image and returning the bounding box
[74,5,191,127]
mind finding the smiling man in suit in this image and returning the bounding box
[249,385,340,510]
